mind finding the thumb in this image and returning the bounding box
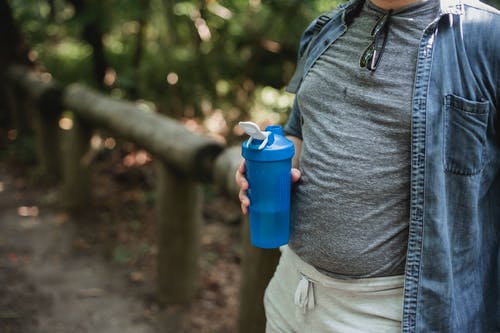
[291,168,301,183]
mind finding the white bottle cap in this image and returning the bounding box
[239,121,271,150]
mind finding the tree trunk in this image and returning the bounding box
[0,0,32,68]
[68,0,108,88]
[164,0,177,45]
[130,0,150,99]
[0,0,33,132]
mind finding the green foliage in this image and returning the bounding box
[483,0,500,8]
[9,0,344,139]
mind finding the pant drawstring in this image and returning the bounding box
[294,274,315,317]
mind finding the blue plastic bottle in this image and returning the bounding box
[240,121,295,248]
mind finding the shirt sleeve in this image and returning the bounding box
[283,16,321,140]
[283,98,303,140]
[286,16,321,94]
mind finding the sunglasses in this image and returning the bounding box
[359,10,393,71]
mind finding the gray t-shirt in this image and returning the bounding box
[285,0,438,278]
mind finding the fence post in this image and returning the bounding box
[3,85,31,137]
[30,92,62,182]
[60,113,92,210]
[4,66,63,182]
[155,160,201,303]
[238,220,280,333]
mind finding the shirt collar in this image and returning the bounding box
[439,0,464,15]
[342,0,464,21]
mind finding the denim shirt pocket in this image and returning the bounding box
[443,94,490,176]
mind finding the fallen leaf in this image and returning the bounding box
[77,288,104,298]
[7,252,18,264]
[130,271,144,283]
[54,212,70,225]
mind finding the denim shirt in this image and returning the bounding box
[286,0,500,332]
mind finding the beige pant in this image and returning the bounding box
[264,246,404,333]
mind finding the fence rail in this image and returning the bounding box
[3,65,280,333]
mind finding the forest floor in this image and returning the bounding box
[0,146,243,333]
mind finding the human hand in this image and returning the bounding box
[235,160,301,215]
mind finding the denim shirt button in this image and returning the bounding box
[323,39,330,46]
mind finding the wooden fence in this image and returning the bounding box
[3,65,280,333]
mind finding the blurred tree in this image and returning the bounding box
[10,0,498,143]
[0,0,32,68]
[130,0,150,98]
[483,0,500,8]
[6,0,342,141]
[0,0,34,137]
[67,0,110,89]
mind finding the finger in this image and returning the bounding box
[238,160,246,174]
[235,169,241,185]
[239,190,249,204]
[235,172,248,189]
[291,168,301,183]
[239,192,250,215]
[236,170,249,191]
[235,161,246,184]
[240,178,248,190]
[241,203,248,215]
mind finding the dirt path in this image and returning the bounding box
[0,167,159,333]
[0,157,242,333]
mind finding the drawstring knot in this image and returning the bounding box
[294,275,315,316]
